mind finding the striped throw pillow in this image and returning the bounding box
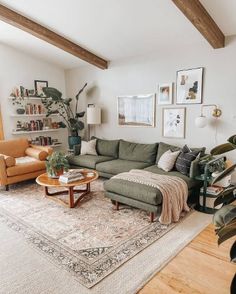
[158,149,180,172]
[175,145,200,175]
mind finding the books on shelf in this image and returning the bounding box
[200,185,223,196]
[59,170,85,183]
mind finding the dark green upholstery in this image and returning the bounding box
[156,142,180,163]
[96,159,151,175]
[144,165,200,189]
[67,154,113,169]
[104,179,163,206]
[119,140,158,164]
[96,138,120,158]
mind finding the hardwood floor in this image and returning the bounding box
[139,224,235,294]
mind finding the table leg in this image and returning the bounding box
[69,187,75,208]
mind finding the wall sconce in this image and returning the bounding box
[195,104,222,128]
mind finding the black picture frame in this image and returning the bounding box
[34,80,48,97]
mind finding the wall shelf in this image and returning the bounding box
[12,129,60,135]
[10,114,59,118]
[9,96,49,100]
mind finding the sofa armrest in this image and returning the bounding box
[0,153,15,167]
[189,158,201,179]
[25,147,48,161]
[30,145,53,156]
[0,156,8,185]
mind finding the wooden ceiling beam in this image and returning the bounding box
[171,0,225,49]
[0,4,108,69]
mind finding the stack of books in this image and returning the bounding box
[200,185,223,196]
[59,170,84,183]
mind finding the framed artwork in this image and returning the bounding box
[34,80,48,97]
[158,83,173,105]
[163,107,186,138]
[176,67,203,104]
[118,94,155,127]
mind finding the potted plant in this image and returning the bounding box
[41,83,87,149]
[213,205,236,293]
[46,152,69,178]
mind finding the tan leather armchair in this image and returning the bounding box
[0,138,53,190]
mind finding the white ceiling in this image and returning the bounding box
[0,0,235,69]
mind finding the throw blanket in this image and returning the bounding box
[112,169,190,225]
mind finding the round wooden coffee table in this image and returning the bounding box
[36,170,99,208]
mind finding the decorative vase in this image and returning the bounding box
[68,135,81,150]
[16,108,25,115]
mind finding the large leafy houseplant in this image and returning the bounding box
[42,83,87,149]
[213,205,236,293]
[46,152,69,178]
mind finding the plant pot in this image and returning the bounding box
[47,168,64,179]
[68,135,81,150]
[16,108,25,115]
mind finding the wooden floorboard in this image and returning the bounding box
[139,224,235,294]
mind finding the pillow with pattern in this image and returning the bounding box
[175,145,200,175]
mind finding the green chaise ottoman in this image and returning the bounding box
[104,178,163,222]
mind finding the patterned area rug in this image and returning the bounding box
[0,179,191,288]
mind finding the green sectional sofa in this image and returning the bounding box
[68,138,205,221]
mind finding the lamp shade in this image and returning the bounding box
[87,106,101,125]
[195,115,207,128]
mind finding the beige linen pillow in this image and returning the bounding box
[80,139,97,155]
[157,149,180,172]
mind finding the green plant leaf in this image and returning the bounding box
[75,121,84,130]
[42,87,62,100]
[63,98,72,105]
[217,218,236,245]
[230,241,236,263]
[76,111,85,118]
[231,274,236,294]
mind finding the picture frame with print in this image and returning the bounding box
[158,83,173,105]
[162,107,186,138]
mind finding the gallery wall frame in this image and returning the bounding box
[176,67,204,104]
[162,107,186,139]
[157,83,173,105]
[117,93,156,127]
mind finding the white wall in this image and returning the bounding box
[0,43,67,148]
[65,36,236,153]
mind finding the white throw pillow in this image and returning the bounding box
[158,149,180,172]
[80,139,97,155]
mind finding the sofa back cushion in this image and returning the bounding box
[119,140,158,164]
[96,138,120,158]
[156,142,180,163]
[0,138,29,158]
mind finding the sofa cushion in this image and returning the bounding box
[156,142,180,163]
[7,161,45,177]
[80,140,97,155]
[175,145,200,175]
[25,148,48,161]
[96,138,120,158]
[104,179,162,206]
[0,138,29,158]
[144,165,200,189]
[119,140,158,164]
[68,154,113,169]
[96,159,151,175]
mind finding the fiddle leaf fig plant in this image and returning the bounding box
[41,83,87,136]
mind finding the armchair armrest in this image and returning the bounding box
[189,155,209,179]
[30,145,53,156]
[0,155,8,185]
[25,147,48,161]
[0,153,15,167]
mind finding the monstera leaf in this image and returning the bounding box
[230,241,236,262]
[217,218,236,245]
[42,87,62,100]
[76,111,85,118]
